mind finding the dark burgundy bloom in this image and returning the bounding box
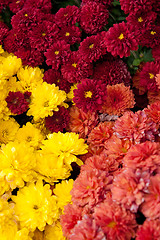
[80,1,109,35]
[55,5,80,27]
[45,40,71,70]
[0,21,9,45]
[119,0,154,14]
[73,79,107,113]
[6,91,30,115]
[82,0,113,7]
[152,45,160,61]
[43,69,71,93]
[23,0,52,13]
[140,61,160,91]
[93,59,131,86]
[9,0,25,13]
[139,24,160,48]
[61,51,93,84]
[58,25,81,45]
[45,106,70,133]
[104,21,139,58]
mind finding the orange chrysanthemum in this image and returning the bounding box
[147,89,160,104]
[101,83,135,116]
[144,101,160,124]
[155,73,160,89]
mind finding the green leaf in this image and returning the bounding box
[143,49,154,62]
[112,0,120,6]
[133,59,141,66]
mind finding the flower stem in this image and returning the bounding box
[109,12,117,22]
[131,50,137,59]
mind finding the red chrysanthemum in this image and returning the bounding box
[80,1,109,35]
[23,0,52,13]
[58,25,81,45]
[136,219,160,240]
[5,91,31,115]
[139,24,160,48]
[82,0,113,7]
[55,5,80,27]
[68,105,99,139]
[104,21,138,58]
[73,79,107,113]
[71,169,113,209]
[119,0,154,14]
[139,61,160,91]
[101,83,135,116]
[141,174,160,219]
[114,110,158,144]
[144,101,160,124]
[93,58,131,86]
[9,0,25,13]
[152,45,160,61]
[0,21,9,45]
[45,40,71,70]
[45,107,70,133]
[94,199,137,240]
[61,52,93,84]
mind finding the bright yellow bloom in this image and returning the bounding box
[0,118,19,145]
[27,82,67,121]
[30,228,44,240]
[67,84,77,103]
[0,99,11,121]
[12,180,58,232]
[15,122,44,149]
[6,76,23,93]
[1,54,22,78]
[53,179,73,211]
[0,45,4,54]
[0,141,37,189]
[14,228,32,240]
[17,66,44,92]
[44,221,66,240]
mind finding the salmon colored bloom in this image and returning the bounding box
[136,219,160,240]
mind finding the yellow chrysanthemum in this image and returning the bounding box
[0,99,11,121]
[12,180,58,232]
[30,228,44,240]
[0,45,4,54]
[14,228,32,240]
[53,179,73,212]
[6,76,23,93]
[17,66,44,92]
[41,132,88,169]
[67,84,77,102]
[1,54,22,78]
[27,82,67,121]
[31,118,50,138]
[44,221,66,240]
[15,122,44,149]
[0,118,19,145]
[0,141,37,189]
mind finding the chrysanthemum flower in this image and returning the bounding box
[104,21,138,58]
[144,101,160,124]
[27,82,67,121]
[68,105,99,139]
[114,110,158,144]
[147,89,160,104]
[123,141,160,174]
[1,53,22,78]
[0,141,37,190]
[73,79,107,113]
[119,0,154,14]
[141,174,160,219]
[139,25,160,48]
[0,21,9,45]
[94,199,137,240]
[71,169,112,208]
[156,73,160,89]
[101,83,135,116]
[45,106,70,133]
[8,0,25,13]
[152,45,160,61]
[80,1,109,35]
[12,180,58,232]
[82,0,113,6]
[23,0,52,13]
[59,25,81,45]
[45,40,71,70]
[0,118,19,145]
[44,221,66,240]
[136,219,160,240]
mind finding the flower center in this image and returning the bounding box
[44,101,49,107]
[138,17,143,22]
[26,136,32,142]
[149,73,154,79]
[55,51,59,55]
[65,32,70,36]
[72,63,77,68]
[89,44,94,49]
[64,13,68,17]
[42,32,46,36]
[33,205,39,210]
[84,91,92,98]
[151,31,156,35]
[107,221,117,228]
[2,130,8,138]
[57,79,60,83]
[16,0,20,3]
[118,33,124,40]
[24,14,28,17]
[121,147,127,153]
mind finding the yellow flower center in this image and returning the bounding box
[84,91,92,98]
[138,17,143,22]
[151,31,156,35]
[44,101,49,107]
[121,147,127,153]
[118,33,124,40]
[64,13,68,17]
[149,73,154,79]
[107,221,117,228]
[55,51,59,55]
[24,14,28,17]
[2,130,8,138]
[86,186,91,189]
[26,136,32,142]
[65,32,70,36]
[42,32,46,36]
[57,79,60,83]
[16,0,20,3]
[72,63,77,68]
[89,44,94,49]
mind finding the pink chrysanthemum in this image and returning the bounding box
[119,0,154,14]
[5,91,31,115]
[101,83,135,116]
[61,52,93,84]
[9,0,25,13]
[136,219,160,240]
[141,174,160,219]
[68,105,98,139]
[104,21,138,58]
[93,59,131,86]
[70,215,106,240]
[114,110,158,144]
[94,199,137,240]
[139,61,160,91]
[45,40,71,70]
[156,73,160,89]
[45,107,70,133]
[58,25,81,45]
[123,141,160,174]
[73,79,107,113]
[80,1,109,35]
[71,169,113,209]
[82,0,113,6]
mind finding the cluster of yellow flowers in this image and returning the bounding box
[0,47,88,239]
